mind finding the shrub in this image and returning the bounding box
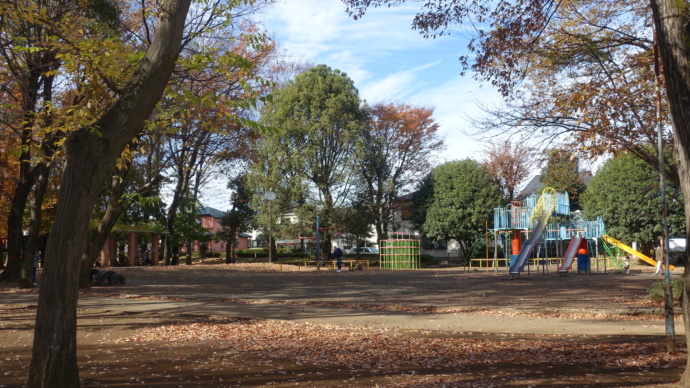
[420,254,437,266]
[234,249,314,260]
[276,252,312,260]
[236,249,268,258]
[646,278,684,304]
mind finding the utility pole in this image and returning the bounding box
[265,191,276,263]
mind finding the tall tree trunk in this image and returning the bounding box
[1,170,33,283]
[0,62,40,282]
[374,222,384,246]
[650,0,690,384]
[225,238,234,263]
[161,235,170,265]
[1,137,38,284]
[185,240,193,264]
[22,164,50,287]
[78,171,126,288]
[78,168,162,287]
[29,1,191,385]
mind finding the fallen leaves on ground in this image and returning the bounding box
[120,316,686,371]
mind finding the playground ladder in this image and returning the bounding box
[601,240,626,273]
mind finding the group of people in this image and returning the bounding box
[621,245,669,275]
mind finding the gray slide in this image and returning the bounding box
[509,219,548,274]
[557,236,582,273]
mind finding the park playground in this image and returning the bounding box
[464,188,677,277]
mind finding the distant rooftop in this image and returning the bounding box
[517,171,593,199]
[198,206,226,219]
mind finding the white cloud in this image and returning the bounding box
[257,0,504,164]
[360,61,440,101]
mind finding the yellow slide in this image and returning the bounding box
[602,234,674,270]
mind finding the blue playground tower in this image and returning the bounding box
[492,188,606,275]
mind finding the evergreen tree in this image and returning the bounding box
[416,160,502,258]
[540,149,586,210]
[219,175,254,263]
[256,64,367,257]
[581,151,685,255]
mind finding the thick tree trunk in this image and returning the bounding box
[270,237,277,260]
[30,138,106,387]
[650,0,690,384]
[375,222,385,245]
[1,176,32,283]
[22,164,50,287]
[225,239,234,263]
[161,235,170,265]
[28,1,191,386]
[185,241,193,264]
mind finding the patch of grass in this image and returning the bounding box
[646,278,684,304]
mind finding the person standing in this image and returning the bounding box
[333,247,344,272]
[654,245,664,275]
[33,251,41,286]
[623,255,630,274]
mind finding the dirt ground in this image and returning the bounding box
[0,262,688,387]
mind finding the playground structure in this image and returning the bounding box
[379,232,421,270]
[602,234,674,271]
[490,188,608,275]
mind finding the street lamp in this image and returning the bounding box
[265,191,276,263]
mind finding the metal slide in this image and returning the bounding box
[509,219,548,274]
[557,236,582,273]
[509,188,557,275]
[602,234,674,270]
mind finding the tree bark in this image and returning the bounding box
[185,240,193,264]
[22,163,50,287]
[650,0,690,384]
[225,238,235,263]
[78,169,162,288]
[1,138,39,284]
[28,1,191,386]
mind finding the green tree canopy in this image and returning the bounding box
[219,175,254,263]
[581,151,685,255]
[540,149,586,210]
[414,160,502,257]
[255,64,367,257]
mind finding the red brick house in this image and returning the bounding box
[196,207,250,254]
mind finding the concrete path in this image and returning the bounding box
[1,292,682,339]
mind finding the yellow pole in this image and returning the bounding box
[485,221,489,260]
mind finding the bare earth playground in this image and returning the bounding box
[0,263,687,387]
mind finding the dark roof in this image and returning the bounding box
[517,171,594,199]
[517,175,543,200]
[396,192,414,201]
[198,206,226,219]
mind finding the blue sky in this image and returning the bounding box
[256,0,503,162]
[198,0,503,209]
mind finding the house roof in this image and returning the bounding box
[198,206,226,219]
[517,175,543,200]
[517,172,593,199]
